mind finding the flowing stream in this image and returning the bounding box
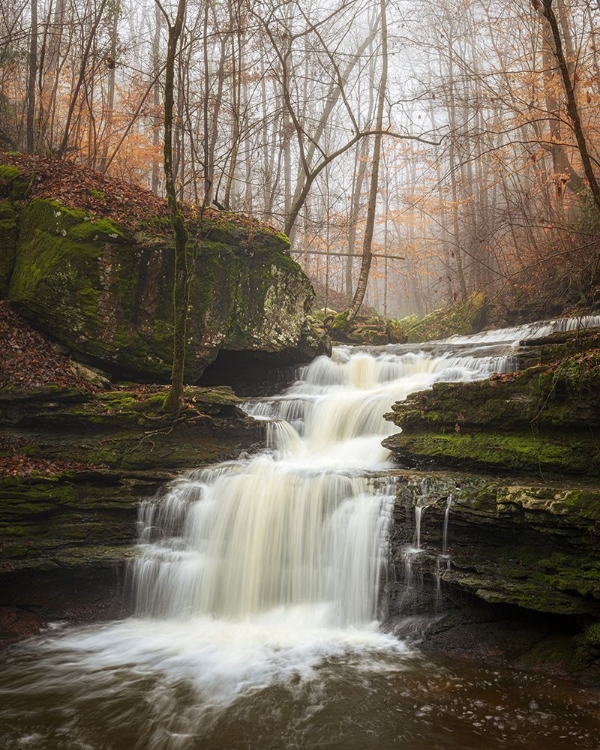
[2,316,600,749]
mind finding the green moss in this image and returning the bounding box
[69,217,127,242]
[0,165,21,182]
[275,231,291,248]
[5,191,316,381]
[406,292,486,343]
[386,318,410,343]
[557,489,600,522]
[585,622,600,647]
[89,189,107,200]
[331,310,352,335]
[0,199,15,220]
[384,430,598,474]
[0,199,18,297]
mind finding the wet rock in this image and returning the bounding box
[0,385,266,643]
[386,471,600,683]
[384,331,600,476]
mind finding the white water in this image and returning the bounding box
[3,321,600,749]
[116,340,516,704]
[445,313,600,346]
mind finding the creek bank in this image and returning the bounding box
[382,324,600,683]
[384,471,600,684]
[383,328,600,476]
[312,292,487,346]
[0,153,325,643]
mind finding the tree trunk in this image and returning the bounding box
[160,0,189,417]
[542,0,600,211]
[151,3,163,194]
[26,0,37,153]
[348,0,387,321]
[98,0,120,172]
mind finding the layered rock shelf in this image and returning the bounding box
[0,385,265,643]
[383,329,600,476]
[382,326,600,682]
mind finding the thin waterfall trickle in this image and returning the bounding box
[442,494,453,556]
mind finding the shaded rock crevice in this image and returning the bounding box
[385,470,600,683]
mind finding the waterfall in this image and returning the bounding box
[132,462,393,626]
[4,322,599,749]
[131,343,515,632]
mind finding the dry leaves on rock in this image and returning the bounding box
[0,301,94,391]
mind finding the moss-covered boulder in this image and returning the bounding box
[322,294,486,347]
[403,292,486,343]
[6,195,321,381]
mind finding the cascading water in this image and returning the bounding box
[2,320,600,750]
[442,493,453,556]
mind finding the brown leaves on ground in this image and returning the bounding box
[0,301,94,391]
[0,150,279,236]
[0,455,97,478]
[0,302,102,476]
[489,372,517,383]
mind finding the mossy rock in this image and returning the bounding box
[405,292,486,343]
[330,310,352,336]
[0,199,17,297]
[0,165,31,200]
[383,429,599,475]
[347,324,389,346]
[387,317,413,344]
[7,197,319,381]
[328,310,390,345]
[384,343,600,474]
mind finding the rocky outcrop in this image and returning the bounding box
[316,292,487,346]
[382,327,600,682]
[0,385,265,643]
[385,472,600,683]
[1,158,327,382]
[383,330,600,476]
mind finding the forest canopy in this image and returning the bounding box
[1,0,599,320]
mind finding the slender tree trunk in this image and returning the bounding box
[151,3,163,194]
[346,136,370,303]
[26,0,37,153]
[542,0,600,211]
[445,21,469,302]
[202,1,212,205]
[58,0,109,158]
[160,0,189,417]
[98,0,120,172]
[348,0,387,321]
